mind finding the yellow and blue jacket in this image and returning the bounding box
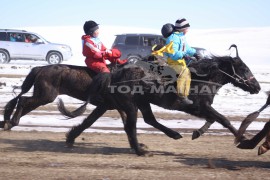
[165,32,196,66]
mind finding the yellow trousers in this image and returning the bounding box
[169,65,191,97]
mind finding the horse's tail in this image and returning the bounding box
[4,67,41,121]
[234,111,260,144]
[235,93,270,144]
[57,98,88,118]
[57,71,110,118]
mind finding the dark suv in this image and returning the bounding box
[111,33,210,61]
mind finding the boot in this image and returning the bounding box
[178,96,193,105]
[88,73,111,103]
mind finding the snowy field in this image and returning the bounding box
[0,26,270,134]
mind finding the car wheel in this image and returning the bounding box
[46,52,62,64]
[0,50,10,64]
[127,55,141,63]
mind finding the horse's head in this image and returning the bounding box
[217,44,260,94]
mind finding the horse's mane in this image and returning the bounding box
[189,55,233,77]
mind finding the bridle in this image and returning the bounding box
[218,62,254,87]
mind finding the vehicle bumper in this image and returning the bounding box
[62,51,73,61]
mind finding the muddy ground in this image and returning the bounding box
[0,131,269,180]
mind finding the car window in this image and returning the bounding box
[24,33,40,43]
[114,35,125,44]
[125,36,139,45]
[142,36,157,47]
[8,33,25,42]
[0,32,7,41]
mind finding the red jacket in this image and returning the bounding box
[82,35,126,73]
[82,35,107,60]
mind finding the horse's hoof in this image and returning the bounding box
[3,122,12,131]
[168,131,183,139]
[65,138,75,148]
[139,143,149,151]
[136,150,152,157]
[173,133,183,140]
[66,141,74,148]
[258,143,269,155]
[192,130,201,140]
[258,146,268,155]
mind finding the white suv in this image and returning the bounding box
[0,29,72,64]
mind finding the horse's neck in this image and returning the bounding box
[192,60,230,86]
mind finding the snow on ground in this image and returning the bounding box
[1,26,270,134]
[11,114,266,135]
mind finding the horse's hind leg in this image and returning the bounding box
[4,96,20,122]
[66,105,107,146]
[5,94,56,130]
[138,102,182,139]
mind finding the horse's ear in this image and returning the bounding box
[229,44,239,58]
[229,44,243,64]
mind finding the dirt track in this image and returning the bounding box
[0,131,269,180]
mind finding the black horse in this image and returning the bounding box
[3,45,260,155]
[236,93,270,155]
[58,45,260,155]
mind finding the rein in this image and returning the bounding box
[218,63,253,87]
[111,59,253,87]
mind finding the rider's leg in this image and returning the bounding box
[180,68,191,97]
[87,63,111,103]
[170,64,193,105]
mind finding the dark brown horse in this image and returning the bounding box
[3,45,261,155]
[59,45,260,155]
[236,93,270,155]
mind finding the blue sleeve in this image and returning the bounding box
[185,44,196,56]
[165,35,185,60]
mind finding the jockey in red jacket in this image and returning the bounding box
[82,20,126,73]
[82,20,127,103]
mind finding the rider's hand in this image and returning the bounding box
[193,53,202,60]
[105,49,112,55]
[116,59,127,65]
[183,55,191,60]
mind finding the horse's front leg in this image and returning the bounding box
[192,120,214,140]
[118,109,148,150]
[201,103,239,137]
[122,105,151,156]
